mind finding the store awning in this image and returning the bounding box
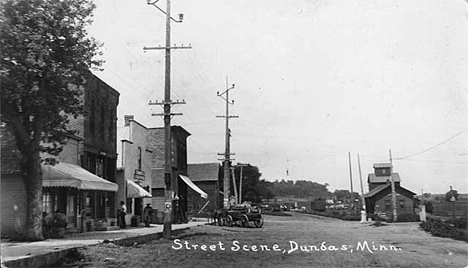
[42,162,118,192]
[127,180,152,198]
[179,175,208,199]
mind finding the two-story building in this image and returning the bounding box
[147,126,207,223]
[364,163,417,219]
[116,115,152,226]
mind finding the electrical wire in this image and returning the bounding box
[393,126,468,160]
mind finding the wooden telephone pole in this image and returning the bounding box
[357,153,365,208]
[216,77,238,209]
[145,0,191,239]
[389,149,397,222]
[348,152,355,211]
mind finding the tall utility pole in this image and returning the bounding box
[357,153,365,208]
[216,77,238,209]
[389,149,397,222]
[348,152,355,211]
[145,0,191,239]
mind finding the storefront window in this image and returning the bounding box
[43,191,53,214]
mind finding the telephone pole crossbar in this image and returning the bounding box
[144,45,192,51]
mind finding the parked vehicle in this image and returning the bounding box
[224,204,264,228]
[311,199,326,212]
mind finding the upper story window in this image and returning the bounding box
[385,200,391,210]
[375,167,391,176]
[108,110,114,142]
[100,105,105,139]
[90,98,95,135]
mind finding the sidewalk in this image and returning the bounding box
[1,218,210,268]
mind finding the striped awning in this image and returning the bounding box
[127,180,152,198]
[42,162,118,191]
[179,175,208,199]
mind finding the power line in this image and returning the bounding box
[394,127,468,160]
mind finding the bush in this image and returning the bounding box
[423,201,434,214]
[420,218,466,241]
[444,218,468,229]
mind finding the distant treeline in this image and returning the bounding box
[269,179,360,203]
[228,164,360,204]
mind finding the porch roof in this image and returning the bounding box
[42,162,118,191]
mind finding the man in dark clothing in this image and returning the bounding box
[143,203,153,227]
[119,201,127,228]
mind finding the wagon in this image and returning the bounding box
[225,204,264,228]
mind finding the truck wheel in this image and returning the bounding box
[241,215,249,228]
[226,215,233,227]
[254,217,264,228]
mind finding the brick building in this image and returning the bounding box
[364,163,417,219]
[147,126,206,223]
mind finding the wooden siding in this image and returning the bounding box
[1,175,27,238]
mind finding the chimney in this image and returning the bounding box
[124,115,134,126]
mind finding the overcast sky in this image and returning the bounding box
[88,0,468,194]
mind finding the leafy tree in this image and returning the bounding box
[446,189,459,202]
[258,179,275,201]
[228,164,266,203]
[422,193,432,200]
[0,0,102,240]
[270,179,330,199]
[332,189,360,203]
[423,201,434,214]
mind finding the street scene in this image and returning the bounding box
[51,213,468,268]
[1,0,468,267]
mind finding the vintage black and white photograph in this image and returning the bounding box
[1,0,467,267]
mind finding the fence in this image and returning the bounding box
[430,200,468,218]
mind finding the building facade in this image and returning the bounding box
[187,163,222,216]
[364,163,416,219]
[116,115,152,226]
[61,73,120,231]
[148,126,196,223]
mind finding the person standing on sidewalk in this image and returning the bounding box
[119,201,127,229]
[143,204,153,227]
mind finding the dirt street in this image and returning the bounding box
[56,213,468,268]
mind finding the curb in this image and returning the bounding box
[2,227,191,268]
